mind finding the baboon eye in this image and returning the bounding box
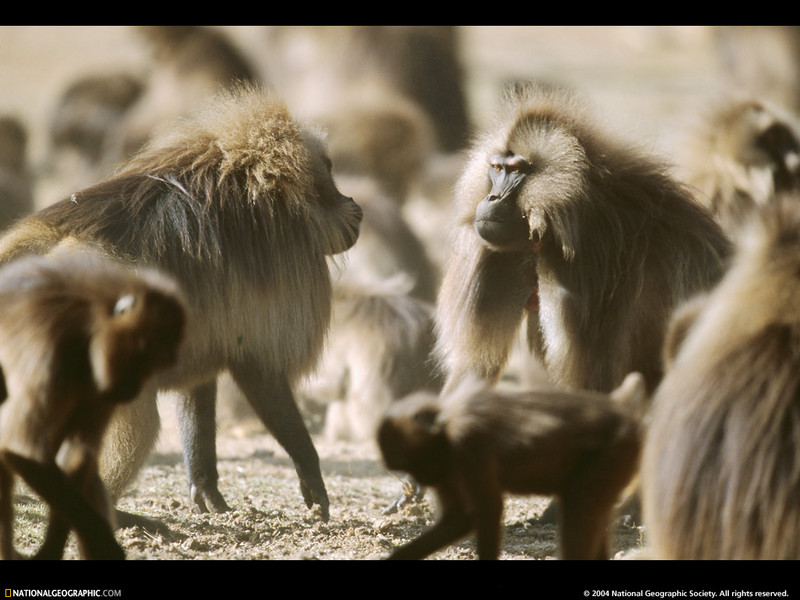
[113,294,136,315]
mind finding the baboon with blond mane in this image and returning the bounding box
[0,85,362,528]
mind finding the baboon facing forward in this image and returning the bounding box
[436,82,732,396]
[0,85,362,526]
[642,193,800,559]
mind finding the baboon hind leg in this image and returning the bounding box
[229,361,330,521]
[3,451,124,560]
[176,379,231,513]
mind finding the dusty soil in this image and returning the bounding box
[12,399,644,561]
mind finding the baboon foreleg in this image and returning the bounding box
[230,362,330,521]
[177,380,230,513]
[2,451,124,560]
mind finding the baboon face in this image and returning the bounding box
[306,135,362,256]
[465,108,588,255]
[378,393,449,486]
[474,153,532,250]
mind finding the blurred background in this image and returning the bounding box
[0,26,798,204]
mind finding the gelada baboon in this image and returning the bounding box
[436,82,731,396]
[642,193,800,560]
[684,97,800,233]
[0,85,362,526]
[308,279,442,442]
[378,372,646,560]
[0,247,185,560]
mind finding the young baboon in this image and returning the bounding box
[0,247,185,560]
[436,82,731,396]
[642,193,800,559]
[308,279,443,443]
[683,97,800,233]
[0,85,362,527]
[378,372,646,560]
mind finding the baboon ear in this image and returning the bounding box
[611,372,647,416]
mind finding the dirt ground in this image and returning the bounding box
[1,27,798,583]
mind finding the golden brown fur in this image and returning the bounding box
[0,85,362,525]
[436,82,732,395]
[378,372,645,560]
[0,248,185,560]
[642,193,800,559]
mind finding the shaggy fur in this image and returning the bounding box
[643,194,800,559]
[0,85,362,522]
[436,82,731,394]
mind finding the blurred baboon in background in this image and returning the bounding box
[318,90,437,204]
[39,72,144,206]
[110,25,260,162]
[0,86,362,528]
[683,97,800,233]
[642,194,800,559]
[306,279,443,443]
[378,372,645,560]
[334,175,439,304]
[262,26,470,152]
[0,116,33,230]
[436,82,731,397]
[0,248,185,560]
[49,73,144,167]
[715,27,800,115]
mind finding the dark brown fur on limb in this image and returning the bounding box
[642,193,800,559]
[378,372,645,560]
[0,85,362,528]
[0,249,185,559]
